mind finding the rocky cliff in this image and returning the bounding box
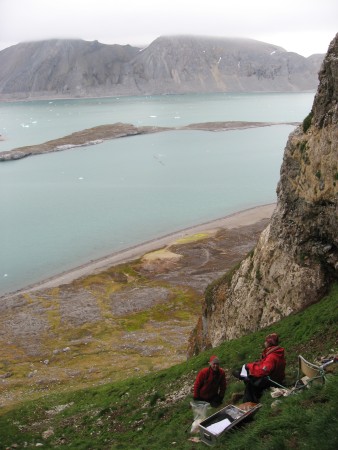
[188,33,338,356]
[0,36,324,100]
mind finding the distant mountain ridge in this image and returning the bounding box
[0,36,324,100]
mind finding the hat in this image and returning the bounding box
[265,333,279,346]
[209,355,220,364]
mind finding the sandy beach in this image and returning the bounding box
[13,203,276,296]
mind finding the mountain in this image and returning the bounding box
[0,36,324,100]
[0,39,141,99]
[188,33,338,355]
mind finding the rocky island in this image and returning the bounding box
[0,120,298,161]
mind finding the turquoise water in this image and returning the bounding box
[0,93,315,295]
[0,92,313,150]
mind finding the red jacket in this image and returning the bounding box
[246,346,286,383]
[194,367,227,401]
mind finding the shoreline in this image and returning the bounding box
[1,203,276,299]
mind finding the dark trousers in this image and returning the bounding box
[243,376,272,403]
[194,394,222,408]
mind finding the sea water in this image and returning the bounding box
[0,93,315,295]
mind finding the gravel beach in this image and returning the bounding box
[6,203,276,297]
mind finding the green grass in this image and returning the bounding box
[0,283,337,449]
[302,111,313,133]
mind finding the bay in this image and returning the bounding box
[0,93,315,296]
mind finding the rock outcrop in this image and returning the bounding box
[0,36,324,100]
[188,33,338,356]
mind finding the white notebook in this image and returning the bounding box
[206,418,231,435]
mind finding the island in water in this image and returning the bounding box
[0,121,299,161]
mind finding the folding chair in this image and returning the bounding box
[294,355,327,389]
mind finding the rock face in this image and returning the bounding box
[0,36,324,100]
[188,33,338,356]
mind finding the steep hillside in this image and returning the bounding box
[189,33,338,355]
[0,283,337,449]
[0,36,323,100]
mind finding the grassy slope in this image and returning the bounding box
[0,283,337,450]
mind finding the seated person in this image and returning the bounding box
[233,333,286,403]
[193,355,227,407]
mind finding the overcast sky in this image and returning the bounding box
[0,0,337,56]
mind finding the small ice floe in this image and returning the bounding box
[271,51,276,55]
[174,116,181,119]
[3,274,8,277]
[78,177,84,180]
[217,57,222,64]
[31,120,37,124]
[149,115,157,118]
[49,101,54,104]
[20,123,30,128]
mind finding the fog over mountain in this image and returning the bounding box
[0,36,324,100]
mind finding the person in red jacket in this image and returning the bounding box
[193,355,227,407]
[233,333,286,403]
